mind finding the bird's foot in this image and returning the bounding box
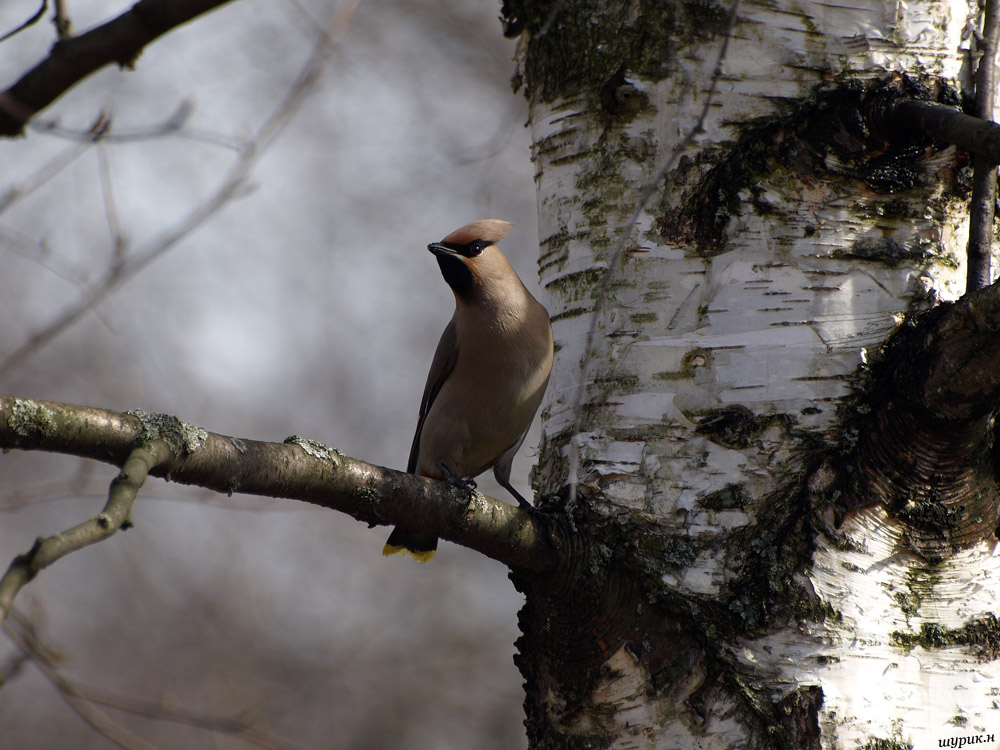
[498,479,538,513]
[437,462,477,495]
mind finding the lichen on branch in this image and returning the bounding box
[0,394,560,621]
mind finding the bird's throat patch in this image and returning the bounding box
[436,254,475,297]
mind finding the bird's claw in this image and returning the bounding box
[448,475,477,493]
[438,462,477,494]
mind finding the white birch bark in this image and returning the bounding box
[526,0,1000,746]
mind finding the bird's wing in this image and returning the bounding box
[407,318,459,474]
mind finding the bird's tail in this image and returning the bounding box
[382,526,438,563]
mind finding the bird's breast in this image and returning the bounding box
[415,335,551,479]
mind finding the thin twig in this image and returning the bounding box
[0,141,89,216]
[0,477,103,511]
[4,616,160,750]
[967,0,1000,291]
[4,610,315,750]
[0,0,48,44]
[0,644,30,685]
[29,100,204,144]
[0,225,91,285]
[567,0,741,504]
[52,0,72,39]
[0,440,174,621]
[96,143,126,261]
[0,9,341,379]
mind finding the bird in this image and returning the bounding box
[382,219,554,562]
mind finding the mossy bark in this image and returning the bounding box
[512,0,1000,747]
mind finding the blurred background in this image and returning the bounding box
[0,1,539,747]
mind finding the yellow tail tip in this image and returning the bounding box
[382,543,435,563]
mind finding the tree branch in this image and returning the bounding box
[0,438,174,620]
[889,98,1000,162]
[967,0,1000,292]
[0,0,237,137]
[0,395,560,597]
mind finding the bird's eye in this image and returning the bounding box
[466,240,488,257]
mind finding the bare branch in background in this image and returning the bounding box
[967,0,1000,291]
[4,614,159,750]
[96,143,126,261]
[52,0,72,40]
[0,4,375,656]
[0,224,91,285]
[0,4,347,378]
[0,1,48,45]
[0,640,30,686]
[0,465,103,511]
[4,611,316,750]
[0,154,243,377]
[27,100,217,144]
[0,0,238,136]
[0,141,89,215]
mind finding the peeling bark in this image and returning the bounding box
[512,0,1000,746]
[832,284,1000,552]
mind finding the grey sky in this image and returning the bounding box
[0,1,538,746]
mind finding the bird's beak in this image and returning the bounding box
[428,242,458,258]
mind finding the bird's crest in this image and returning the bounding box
[441,219,513,246]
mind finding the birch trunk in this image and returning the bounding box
[509,0,1000,746]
